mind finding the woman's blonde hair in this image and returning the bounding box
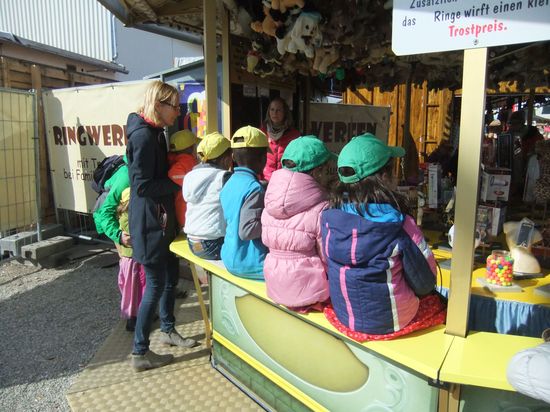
[139,80,179,126]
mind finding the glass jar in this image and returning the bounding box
[486,250,514,286]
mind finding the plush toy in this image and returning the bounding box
[271,0,305,14]
[246,50,260,73]
[252,35,282,65]
[313,46,339,74]
[276,11,322,58]
[250,5,282,38]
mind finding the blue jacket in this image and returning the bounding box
[321,204,435,334]
[220,167,267,279]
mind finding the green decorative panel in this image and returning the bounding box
[211,275,439,412]
[460,385,550,411]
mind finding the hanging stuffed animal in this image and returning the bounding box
[313,46,339,74]
[276,11,322,58]
[271,0,305,14]
[250,5,283,38]
[246,50,260,73]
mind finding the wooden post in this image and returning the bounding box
[446,48,488,337]
[221,5,231,138]
[303,76,311,134]
[30,65,51,214]
[403,63,419,182]
[203,0,218,133]
[527,88,535,126]
[1,57,11,87]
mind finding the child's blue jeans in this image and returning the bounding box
[188,237,224,260]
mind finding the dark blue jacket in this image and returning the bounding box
[321,204,435,334]
[126,113,180,265]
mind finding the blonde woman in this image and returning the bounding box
[126,81,196,372]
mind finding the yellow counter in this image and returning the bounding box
[171,235,544,398]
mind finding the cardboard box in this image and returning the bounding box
[480,167,511,202]
[476,204,507,243]
[427,163,441,208]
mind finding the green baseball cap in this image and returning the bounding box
[281,135,337,172]
[337,133,405,183]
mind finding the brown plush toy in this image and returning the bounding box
[250,5,282,38]
[272,0,305,14]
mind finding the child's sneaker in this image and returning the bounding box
[131,350,173,372]
[125,317,136,332]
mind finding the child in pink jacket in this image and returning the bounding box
[261,135,336,311]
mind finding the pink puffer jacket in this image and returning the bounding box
[261,168,330,307]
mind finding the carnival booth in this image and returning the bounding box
[98,0,550,410]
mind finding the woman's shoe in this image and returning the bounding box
[131,350,173,372]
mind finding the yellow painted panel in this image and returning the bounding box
[236,294,369,392]
[440,331,542,390]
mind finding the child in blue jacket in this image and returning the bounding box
[322,133,437,335]
[220,126,269,279]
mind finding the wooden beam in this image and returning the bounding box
[203,0,218,133]
[446,48,487,337]
[1,57,11,88]
[221,6,231,138]
[156,0,202,17]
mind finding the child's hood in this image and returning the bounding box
[322,204,405,265]
[265,168,327,219]
[183,164,225,203]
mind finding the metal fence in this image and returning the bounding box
[0,88,41,260]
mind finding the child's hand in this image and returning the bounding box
[120,232,132,247]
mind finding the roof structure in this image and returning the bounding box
[98,0,549,91]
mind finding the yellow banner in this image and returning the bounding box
[43,80,153,213]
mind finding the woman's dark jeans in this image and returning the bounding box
[133,253,179,355]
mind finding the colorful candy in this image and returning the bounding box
[486,250,514,286]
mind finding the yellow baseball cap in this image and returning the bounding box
[197,132,231,161]
[169,130,199,152]
[231,126,269,149]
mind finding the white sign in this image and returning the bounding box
[305,103,390,154]
[43,80,154,213]
[392,0,550,55]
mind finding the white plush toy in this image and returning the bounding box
[276,12,322,58]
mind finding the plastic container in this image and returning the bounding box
[486,250,514,286]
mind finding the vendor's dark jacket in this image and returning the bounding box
[126,113,180,265]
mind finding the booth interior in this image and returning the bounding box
[165,39,550,412]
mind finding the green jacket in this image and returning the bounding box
[93,156,129,244]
